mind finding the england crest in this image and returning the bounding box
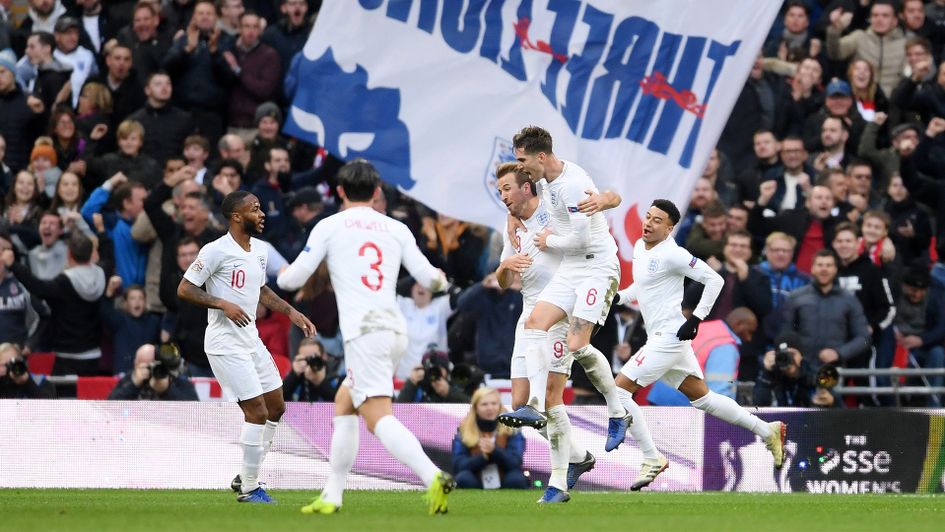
[647,259,659,273]
[483,137,517,210]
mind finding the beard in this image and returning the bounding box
[242,218,261,234]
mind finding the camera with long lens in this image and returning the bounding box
[421,346,449,389]
[774,343,795,371]
[4,357,28,378]
[150,342,182,380]
[305,355,326,371]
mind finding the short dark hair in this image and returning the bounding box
[651,199,680,225]
[29,32,56,51]
[68,232,93,263]
[338,159,380,202]
[113,182,145,211]
[267,146,289,164]
[177,236,199,252]
[724,229,752,246]
[702,200,727,219]
[784,0,809,15]
[512,126,553,155]
[871,0,895,12]
[221,190,252,219]
[496,162,534,195]
[145,71,171,86]
[906,36,932,55]
[183,134,210,153]
[728,203,749,216]
[214,158,244,180]
[833,221,860,238]
[813,248,838,266]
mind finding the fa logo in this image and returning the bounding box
[484,137,517,210]
[550,190,558,207]
[536,210,549,227]
[258,255,266,272]
[647,259,659,274]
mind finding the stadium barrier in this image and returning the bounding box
[1,401,943,494]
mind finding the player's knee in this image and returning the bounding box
[567,338,588,354]
[268,401,286,421]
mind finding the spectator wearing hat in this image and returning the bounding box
[826,1,906,97]
[246,101,290,181]
[224,12,281,136]
[29,138,60,197]
[262,0,313,76]
[53,16,98,109]
[162,0,235,150]
[127,72,195,166]
[858,112,920,185]
[802,78,866,156]
[891,266,945,406]
[15,31,71,115]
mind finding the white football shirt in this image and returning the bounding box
[395,294,451,379]
[540,160,618,265]
[500,200,561,308]
[183,232,268,355]
[623,237,723,337]
[277,206,446,341]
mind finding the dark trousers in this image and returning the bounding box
[455,468,529,490]
[52,357,100,377]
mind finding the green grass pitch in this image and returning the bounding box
[3,489,942,531]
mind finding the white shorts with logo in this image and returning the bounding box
[619,336,704,389]
[510,304,570,379]
[207,341,282,402]
[343,329,407,408]
[538,255,619,326]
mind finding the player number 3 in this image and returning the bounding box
[359,242,384,291]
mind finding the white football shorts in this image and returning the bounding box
[619,336,704,389]
[537,255,619,326]
[207,341,282,402]
[342,329,407,408]
[510,305,570,379]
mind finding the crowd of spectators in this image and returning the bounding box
[1,0,943,407]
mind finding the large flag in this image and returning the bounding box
[284,0,783,286]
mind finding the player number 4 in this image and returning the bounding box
[359,242,384,291]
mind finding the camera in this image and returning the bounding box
[5,357,28,378]
[306,356,326,371]
[150,342,182,380]
[421,347,449,386]
[774,343,795,371]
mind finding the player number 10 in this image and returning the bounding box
[230,269,246,288]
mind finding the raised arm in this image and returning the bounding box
[277,221,329,291]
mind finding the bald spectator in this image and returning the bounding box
[127,72,195,165]
[218,133,249,172]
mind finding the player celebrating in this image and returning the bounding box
[277,159,456,516]
[612,199,786,490]
[497,126,631,501]
[178,191,317,504]
[495,162,620,502]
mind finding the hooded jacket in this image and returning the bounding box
[11,261,105,355]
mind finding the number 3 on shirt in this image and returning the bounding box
[359,242,384,291]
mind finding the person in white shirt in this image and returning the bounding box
[178,190,316,504]
[277,159,455,516]
[396,278,452,380]
[613,199,786,490]
[494,162,621,502]
[497,127,630,497]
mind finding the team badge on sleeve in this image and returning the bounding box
[688,256,697,268]
[190,259,204,272]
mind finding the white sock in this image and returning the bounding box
[573,345,625,418]
[691,392,772,438]
[546,405,570,490]
[616,387,659,460]
[259,420,279,465]
[239,422,266,494]
[322,415,359,506]
[539,424,587,463]
[374,415,439,486]
[522,329,549,412]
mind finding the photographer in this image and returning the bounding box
[108,344,198,401]
[754,335,835,408]
[282,338,340,402]
[0,343,56,399]
[397,351,471,404]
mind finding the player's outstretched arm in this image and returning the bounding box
[177,278,251,327]
[615,283,637,306]
[260,285,316,337]
[682,256,724,320]
[277,222,329,291]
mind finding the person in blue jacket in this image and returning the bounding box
[452,387,528,490]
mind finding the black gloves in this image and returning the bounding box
[676,315,702,341]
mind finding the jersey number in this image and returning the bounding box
[230,269,246,289]
[514,234,522,253]
[553,341,565,359]
[585,288,598,306]
[634,353,646,366]
[359,242,384,291]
